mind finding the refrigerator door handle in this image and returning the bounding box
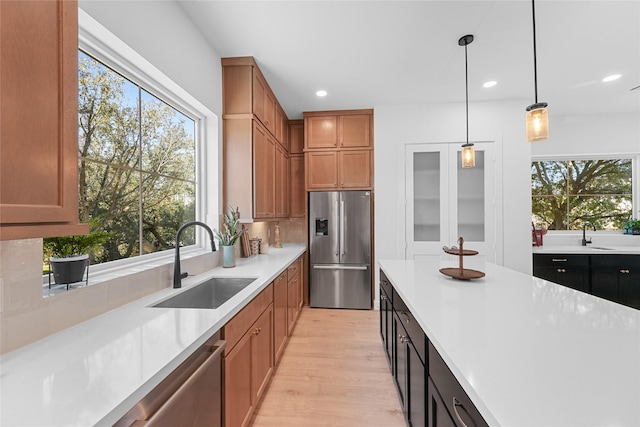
[312,265,368,271]
[340,200,345,256]
[334,200,340,256]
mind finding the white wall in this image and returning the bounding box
[532,113,640,157]
[373,100,533,303]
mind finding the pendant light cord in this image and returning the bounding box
[532,0,539,104]
[464,42,469,145]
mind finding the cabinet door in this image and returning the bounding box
[339,114,371,148]
[275,144,289,218]
[273,274,288,365]
[252,72,265,123]
[408,343,426,427]
[427,378,456,427]
[591,269,619,302]
[394,312,408,410]
[619,269,640,309]
[287,276,299,335]
[306,151,338,190]
[289,121,304,155]
[253,123,275,218]
[289,156,305,218]
[405,143,499,262]
[275,106,286,149]
[0,0,86,239]
[380,288,393,369]
[224,332,253,427]
[263,90,276,136]
[306,116,337,149]
[338,150,372,189]
[251,305,274,403]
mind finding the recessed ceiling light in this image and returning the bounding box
[483,80,497,88]
[602,74,621,82]
[316,90,327,97]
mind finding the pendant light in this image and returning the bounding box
[526,0,549,142]
[459,34,475,168]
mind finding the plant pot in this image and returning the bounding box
[222,245,235,268]
[50,254,89,287]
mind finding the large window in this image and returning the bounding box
[532,159,633,230]
[78,51,196,263]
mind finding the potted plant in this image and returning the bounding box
[624,218,640,235]
[43,224,109,288]
[214,207,244,268]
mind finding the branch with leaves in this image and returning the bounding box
[214,207,244,246]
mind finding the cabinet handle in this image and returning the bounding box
[620,269,630,274]
[552,259,568,262]
[403,313,410,324]
[452,397,470,427]
[557,268,566,273]
[380,295,387,301]
[253,327,262,335]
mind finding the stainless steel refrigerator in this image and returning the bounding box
[309,191,372,309]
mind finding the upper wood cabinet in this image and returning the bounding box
[222,57,285,147]
[0,0,87,240]
[288,120,304,155]
[289,156,305,218]
[304,110,373,150]
[303,109,374,191]
[274,144,289,218]
[253,123,276,219]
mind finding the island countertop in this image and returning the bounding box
[0,244,305,427]
[379,258,640,427]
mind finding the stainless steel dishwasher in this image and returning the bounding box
[115,332,226,427]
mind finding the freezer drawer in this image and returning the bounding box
[310,264,371,309]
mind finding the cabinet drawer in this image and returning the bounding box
[533,254,589,268]
[380,270,392,303]
[287,258,300,282]
[591,254,640,269]
[393,289,426,364]
[428,341,488,427]
[222,283,273,355]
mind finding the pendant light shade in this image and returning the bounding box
[526,0,549,142]
[459,34,475,168]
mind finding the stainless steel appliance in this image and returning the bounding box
[114,333,226,427]
[309,191,372,309]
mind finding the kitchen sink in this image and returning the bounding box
[151,277,257,309]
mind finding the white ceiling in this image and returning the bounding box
[177,0,640,120]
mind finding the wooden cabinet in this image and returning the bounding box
[222,57,290,221]
[288,120,304,155]
[254,123,276,219]
[223,284,274,427]
[275,144,289,218]
[591,255,640,309]
[304,109,373,191]
[273,272,288,365]
[393,288,427,427]
[533,254,591,293]
[379,271,393,369]
[287,256,303,334]
[289,156,305,218]
[0,0,87,240]
[428,341,488,427]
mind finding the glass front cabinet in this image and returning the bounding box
[405,143,499,263]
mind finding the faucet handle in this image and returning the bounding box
[180,272,189,279]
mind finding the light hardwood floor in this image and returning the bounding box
[251,307,405,427]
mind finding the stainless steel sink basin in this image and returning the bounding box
[151,277,257,309]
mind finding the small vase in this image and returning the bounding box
[222,245,235,268]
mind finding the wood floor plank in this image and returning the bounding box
[251,308,405,427]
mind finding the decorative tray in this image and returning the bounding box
[439,237,485,280]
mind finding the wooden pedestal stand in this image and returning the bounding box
[439,237,485,280]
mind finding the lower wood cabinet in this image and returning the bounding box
[287,256,303,335]
[223,285,274,427]
[273,272,288,365]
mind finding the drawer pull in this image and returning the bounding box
[552,258,568,262]
[452,397,470,427]
[403,313,410,324]
[380,295,387,301]
[556,268,566,273]
[620,269,630,274]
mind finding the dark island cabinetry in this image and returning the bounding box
[533,253,640,310]
[380,269,487,427]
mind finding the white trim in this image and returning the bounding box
[66,9,220,276]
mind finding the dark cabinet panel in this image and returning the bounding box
[533,254,590,293]
[427,378,456,427]
[592,255,640,309]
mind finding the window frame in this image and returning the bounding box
[531,153,640,232]
[73,9,219,272]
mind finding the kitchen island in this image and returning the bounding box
[0,244,305,427]
[380,258,640,427]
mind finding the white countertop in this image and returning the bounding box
[533,245,640,255]
[0,244,305,427]
[379,258,640,427]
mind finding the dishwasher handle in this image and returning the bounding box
[132,340,227,427]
